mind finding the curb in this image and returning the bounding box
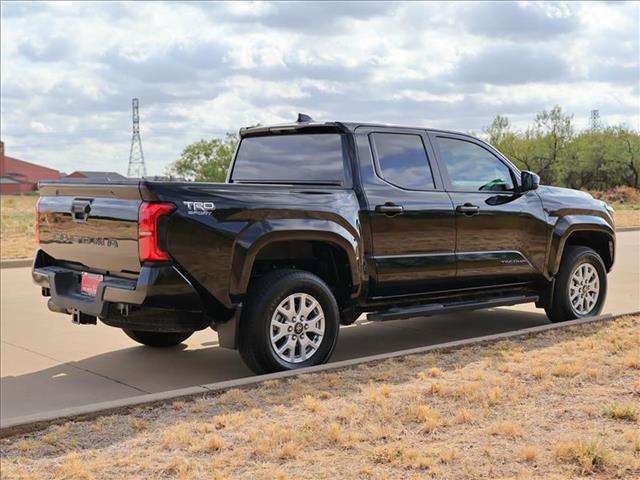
[616,226,640,232]
[1,310,637,438]
[0,258,32,269]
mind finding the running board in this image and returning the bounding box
[367,295,539,322]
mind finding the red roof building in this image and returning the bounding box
[0,141,61,194]
[66,171,127,181]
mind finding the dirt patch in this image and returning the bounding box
[1,315,638,479]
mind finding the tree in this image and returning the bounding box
[560,130,606,189]
[483,108,640,190]
[169,133,239,182]
[484,115,512,147]
[483,115,542,175]
[530,106,574,184]
[556,127,640,190]
[615,127,640,188]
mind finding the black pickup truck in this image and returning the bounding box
[33,116,616,373]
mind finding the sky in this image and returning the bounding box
[1,1,639,176]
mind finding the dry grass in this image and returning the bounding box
[600,187,640,227]
[1,315,639,479]
[589,186,640,205]
[518,445,539,462]
[0,194,38,260]
[602,403,638,421]
[127,417,148,431]
[553,439,610,474]
[615,209,640,228]
[489,420,522,438]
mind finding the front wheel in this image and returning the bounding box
[123,329,193,347]
[239,270,340,374]
[545,246,607,323]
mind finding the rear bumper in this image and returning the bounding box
[32,250,208,331]
[33,265,172,317]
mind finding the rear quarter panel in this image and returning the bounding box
[148,182,363,308]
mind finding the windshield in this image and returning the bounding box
[230,133,345,184]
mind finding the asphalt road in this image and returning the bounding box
[2,231,638,424]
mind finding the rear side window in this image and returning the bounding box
[371,133,435,190]
[231,133,345,184]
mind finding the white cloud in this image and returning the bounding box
[1,1,638,175]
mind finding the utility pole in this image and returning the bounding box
[127,98,146,178]
[590,109,601,131]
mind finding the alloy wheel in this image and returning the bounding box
[569,262,600,315]
[269,292,325,363]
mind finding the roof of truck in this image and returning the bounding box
[239,117,469,138]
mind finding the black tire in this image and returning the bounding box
[545,246,607,323]
[123,329,193,347]
[239,269,340,374]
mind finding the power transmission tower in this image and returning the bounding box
[590,109,601,131]
[127,98,146,178]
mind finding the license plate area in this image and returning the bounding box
[80,272,103,297]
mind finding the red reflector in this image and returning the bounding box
[138,202,175,262]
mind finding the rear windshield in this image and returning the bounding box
[230,133,345,184]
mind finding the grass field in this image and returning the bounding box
[612,207,640,229]
[0,195,38,261]
[1,315,638,479]
[1,194,639,261]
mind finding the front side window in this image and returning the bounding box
[231,133,345,184]
[371,133,435,190]
[436,137,514,192]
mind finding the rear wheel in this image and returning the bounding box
[545,246,607,323]
[239,269,340,374]
[123,329,193,347]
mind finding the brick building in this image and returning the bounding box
[0,141,61,194]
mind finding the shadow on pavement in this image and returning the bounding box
[1,307,548,422]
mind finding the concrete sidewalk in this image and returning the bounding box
[1,230,638,424]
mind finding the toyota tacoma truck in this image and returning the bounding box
[33,116,616,374]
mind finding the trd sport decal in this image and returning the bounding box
[183,201,216,215]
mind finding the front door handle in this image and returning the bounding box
[375,202,404,216]
[456,203,480,216]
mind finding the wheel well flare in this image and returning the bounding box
[564,231,614,271]
[248,240,354,306]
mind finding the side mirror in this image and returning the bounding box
[521,170,540,192]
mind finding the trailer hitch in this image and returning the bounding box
[71,309,97,325]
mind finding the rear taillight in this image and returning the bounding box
[35,197,41,244]
[138,202,175,262]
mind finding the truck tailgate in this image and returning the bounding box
[37,182,143,274]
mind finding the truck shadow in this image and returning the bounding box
[1,307,548,422]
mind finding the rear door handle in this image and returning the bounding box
[456,203,480,215]
[375,203,404,216]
